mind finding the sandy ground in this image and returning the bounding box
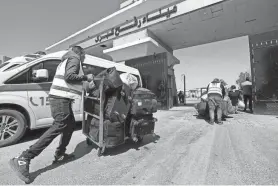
[0,106,278,185]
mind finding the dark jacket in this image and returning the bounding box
[61,51,87,84]
[228,90,240,106]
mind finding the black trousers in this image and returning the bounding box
[243,95,253,111]
[178,96,184,103]
[21,97,76,160]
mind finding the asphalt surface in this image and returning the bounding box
[1,106,278,185]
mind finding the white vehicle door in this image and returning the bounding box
[27,59,81,127]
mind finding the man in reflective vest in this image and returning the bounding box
[9,46,94,184]
[207,78,225,125]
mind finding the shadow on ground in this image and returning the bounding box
[238,110,254,114]
[103,134,160,156]
[18,122,82,145]
[28,140,95,183]
[27,133,160,183]
[193,114,233,124]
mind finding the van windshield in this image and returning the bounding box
[4,54,44,70]
[3,64,20,71]
[10,59,35,69]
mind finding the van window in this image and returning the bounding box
[5,69,28,84]
[83,64,106,75]
[43,60,61,81]
[30,60,61,83]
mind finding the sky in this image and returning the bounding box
[0,0,120,57]
[0,0,251,90]
[174,36,251,90]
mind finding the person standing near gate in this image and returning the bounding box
[228,85,241,114]
[241,77,253,113]
[178,91,184,104]
[9,46,94,183]
[207,78,225,125]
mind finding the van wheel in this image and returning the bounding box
[0,109,27,147]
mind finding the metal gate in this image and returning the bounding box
[125,52,169,109]
[249,30,278,115]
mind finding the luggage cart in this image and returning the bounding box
[82,77,157,156]
[82,77,107,157]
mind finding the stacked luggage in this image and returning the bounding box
[127,87,158,142]
[83,67,158,155]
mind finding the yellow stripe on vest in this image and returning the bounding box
[51,85,82,96]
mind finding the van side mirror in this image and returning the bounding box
[33,69,49,81]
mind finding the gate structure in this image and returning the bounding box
[249,30,278,115]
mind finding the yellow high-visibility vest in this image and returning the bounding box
[208,82,222,95]
[49,59,84,100]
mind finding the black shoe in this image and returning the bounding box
[53,153,75,164]
[9,157,31,184]
[216,121,223,125]
[209,120,214,125]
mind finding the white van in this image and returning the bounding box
[0,51,142,147]
[0,54,43,72]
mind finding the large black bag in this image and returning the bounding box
[89,67,123,97]
[96,67,123,92]
[129,115,155,138]
[84,96,100,117]
[130,88,157,116]
[104,84,132,123]
[88,117,125,146]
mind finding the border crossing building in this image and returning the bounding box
[45,0,278,113]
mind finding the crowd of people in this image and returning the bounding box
[197,77,253,125]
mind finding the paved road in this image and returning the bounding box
[0,107,278,184]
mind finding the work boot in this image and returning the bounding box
[209,120,214,125]
[53,153,75,164]
[216,121,223,125]
[9,157,31,184]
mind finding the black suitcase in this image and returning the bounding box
[88,117,125,146]
[130,88,158,116]
[84,96,100,117]
[104,84,132,123]
[129,115,155,139]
